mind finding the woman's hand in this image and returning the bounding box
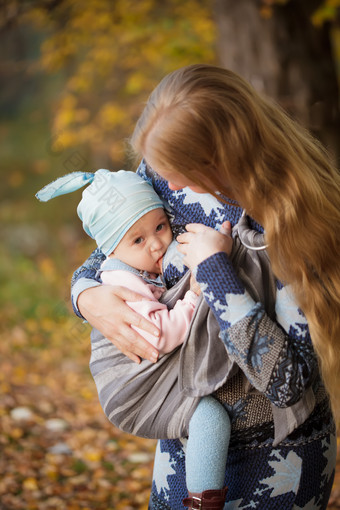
[177,221,232,270]
[78,285,160,364]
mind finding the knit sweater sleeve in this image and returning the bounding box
[71,247,105,318]
[194,252,318,408]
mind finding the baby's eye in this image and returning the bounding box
[134,237,143,245]
[156,223,164,232]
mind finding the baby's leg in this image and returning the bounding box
[186,395,231,492]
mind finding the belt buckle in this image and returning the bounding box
[191,496,202,509]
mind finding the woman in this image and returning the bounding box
[72,64,339,509]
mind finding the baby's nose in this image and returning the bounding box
[150,237,162,250]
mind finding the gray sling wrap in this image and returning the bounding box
[90,213,315,444]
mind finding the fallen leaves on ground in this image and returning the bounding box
[0,320,156,510]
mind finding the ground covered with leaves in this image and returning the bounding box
[0,317,157,510]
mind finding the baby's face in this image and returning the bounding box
[109,209,173,274]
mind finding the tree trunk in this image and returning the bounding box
[213,0,340,162]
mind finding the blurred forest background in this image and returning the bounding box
[0,0,339,508]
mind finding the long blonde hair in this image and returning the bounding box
[131,64,340,421]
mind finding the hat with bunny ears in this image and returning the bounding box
[36,169,164,255]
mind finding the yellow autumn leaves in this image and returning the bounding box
[20,0,217,163]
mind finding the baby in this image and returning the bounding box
[36,169,231,509]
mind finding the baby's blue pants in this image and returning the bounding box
[186,395,231,493]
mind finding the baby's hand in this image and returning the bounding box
[177,221,232,270]
[190,272,201,296]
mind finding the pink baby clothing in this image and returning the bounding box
[100,263,198,354]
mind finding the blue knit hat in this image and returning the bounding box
[36,169,164,255]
